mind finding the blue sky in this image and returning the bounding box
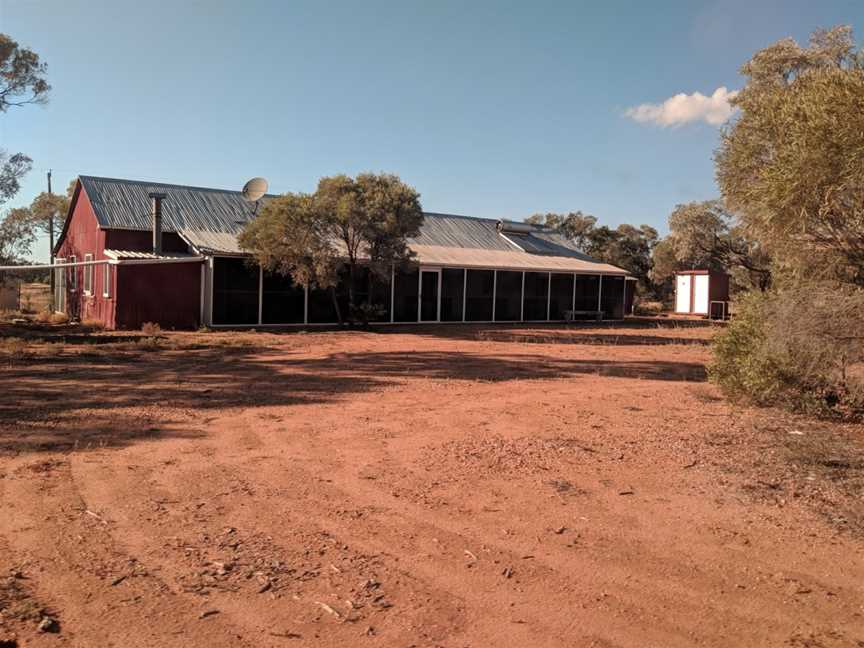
[2,0,861,260]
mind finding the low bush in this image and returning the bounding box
[81,318,105,330]
[48,312,69,325]
[141,322,161,335]
[710,282,864,418]
[633,299,665,316]
[33,310,52,323]
[0,337,28,360]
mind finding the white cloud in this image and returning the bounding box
[624,86,739,127]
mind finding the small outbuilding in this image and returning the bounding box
[674,270,730,319]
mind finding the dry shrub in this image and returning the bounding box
[633,299,664,316]
[80,318,104,331]
[710,282,864,417]
[0,308,26,322]
[141,322,161,335]
[48,312,69,325]
[0,337,28,360]
[33,310,53,323]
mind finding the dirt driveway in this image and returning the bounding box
[0,322,862,647]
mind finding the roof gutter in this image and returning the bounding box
[0,257,205,271]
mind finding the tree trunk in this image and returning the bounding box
[347,261,356,324]
[330,285,343,326]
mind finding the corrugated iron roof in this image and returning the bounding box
[178,230,246,256]
[80,175,269,234]
[76,176,628,274]
[411,245,628,275]
[103,249,200,260]
[408,212,515,250]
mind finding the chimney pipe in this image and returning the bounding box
[148,192,167,255]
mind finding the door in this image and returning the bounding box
[419,269,440,321]
[675,274,691,313]
[693,274,710,315]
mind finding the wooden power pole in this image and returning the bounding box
[47,169,55,311]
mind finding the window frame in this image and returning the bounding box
[69,255,77,292]
[83,253,94,295]
[102,262,111,298]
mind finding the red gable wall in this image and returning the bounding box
[56,185,116,327]
[55,183,202,330]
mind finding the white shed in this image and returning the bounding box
[674,270,730,318]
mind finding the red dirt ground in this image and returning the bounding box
[0,321,862,647]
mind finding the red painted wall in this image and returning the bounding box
[56,186,116,327]
[115,262,201,330]
[55,182,201,330]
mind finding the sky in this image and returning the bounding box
[2,0,862,261]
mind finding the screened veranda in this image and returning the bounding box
[211,257,627,325]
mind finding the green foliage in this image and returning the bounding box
[0,151,31,207]
[239,173,423,324]
[527,212,659,296]
[587,224,658,293]
[0,207,37,263]
[238,192,337,289]
[27,191,70,236]
[710,283,864,418]
[654,200,770,292]
[526,211,597,251]
[0,33,50,208]
[716,25,864,285]
[0,33,50,111]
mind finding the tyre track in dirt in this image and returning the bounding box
[0,454,259,647]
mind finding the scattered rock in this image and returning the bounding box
[37,616,59,633]
[554,526,566,534]
[315,601,342,618]
[618,490,635,496]
[199,609,220,619]
[502,567,514,579]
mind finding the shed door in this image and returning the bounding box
[419,269,440,322]
[675,275,691,313]
[693,274,709,315]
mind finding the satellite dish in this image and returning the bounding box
[242,177,268,202]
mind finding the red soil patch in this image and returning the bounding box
[0,322,862,647]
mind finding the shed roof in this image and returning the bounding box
[71,176,629,275]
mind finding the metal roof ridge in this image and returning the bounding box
[80,175,277,198]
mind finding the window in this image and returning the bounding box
[465,269,494,321]
[549,273,574,320]
[69,255,77,291]
[102,263,111,298]
[262,270,304,324]
[212,257,259,325]
[523,272,549,321]
[83,254,94,294]
[392,267,419,322]
[494,271,522,321]
[440,268,464,322]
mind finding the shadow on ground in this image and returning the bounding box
[0,326,707,454]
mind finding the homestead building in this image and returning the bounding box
[54,176,633,330]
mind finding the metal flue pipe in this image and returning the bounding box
[149,192,167,254]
